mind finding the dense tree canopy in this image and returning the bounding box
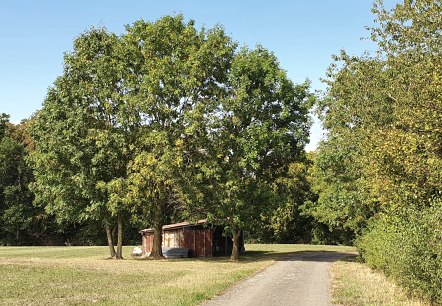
[121,17,236,258]
[314,0,442,302]
[0,116,38,244]
[203,47,312,259]
[315,0,442,236]
[30,16,237,258]
[29,15,312,260]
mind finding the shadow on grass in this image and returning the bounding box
[207,250,357,264]
[238,249,358,263]
[337,253,363,263]
[130,250,286,263]
[274,251,358,263]
[130,250,358,264]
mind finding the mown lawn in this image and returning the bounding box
[0,244,353,305]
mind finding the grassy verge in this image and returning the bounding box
[0,244,353,305]
[330,258,430,306]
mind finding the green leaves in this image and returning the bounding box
[0,113,10,140]
[314,0,442,301]
[29,15,239,256]
[203,45,312,251]
[0,118,36,244]
[28,15,313,259]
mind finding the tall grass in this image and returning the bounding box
[330,259,430,306]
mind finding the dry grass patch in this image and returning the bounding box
[330,259,430,306]
[0,250,261,305]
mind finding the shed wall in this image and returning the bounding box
[141,225,213,257]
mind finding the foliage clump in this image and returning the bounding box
[26,15,312,260]
[314,0,442,303]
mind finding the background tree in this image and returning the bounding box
[307,54,387,244]
[0,113,9,139]
[251,159,316,244]
[0,117,38,245]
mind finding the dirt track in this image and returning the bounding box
[203,251,352,306]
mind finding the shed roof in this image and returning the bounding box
[140,219,207,233]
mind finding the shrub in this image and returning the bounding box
[357,199,442,305]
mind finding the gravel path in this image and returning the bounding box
[203,251,351,306]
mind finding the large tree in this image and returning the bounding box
[31,16,312,260]
[315,0,442,235]
[309,54,388,243]
[207,47,312,260]
[121,17,236,258]
[30,28,131,258]
[30,16,236,258]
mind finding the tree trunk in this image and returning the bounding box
[149,200,165,259]
[150,225,163,258]
[106,226,116,258]
[116,214,123,259]
[230,228,240,261]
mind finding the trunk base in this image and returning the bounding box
[230,229,241,261]
[106,226,117,259]
[116,214,123,260]
[148,254,164,259]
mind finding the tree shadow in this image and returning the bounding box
[239,250,293,261]
[274,250,357,263]
[130,249,358,264]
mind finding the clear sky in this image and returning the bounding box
[0,0,399,151]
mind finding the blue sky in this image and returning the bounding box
[0,0,399,150]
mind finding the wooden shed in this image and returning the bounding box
[140,220,244,258]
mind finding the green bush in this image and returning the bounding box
[357,199,442,305]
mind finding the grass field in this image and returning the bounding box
[0,244,354,306]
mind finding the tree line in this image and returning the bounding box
[313,0,441,303]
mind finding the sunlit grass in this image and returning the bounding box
[0,244,354,305]
[330,259,430,306]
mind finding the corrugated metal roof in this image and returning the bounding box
[140,219,207,233]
